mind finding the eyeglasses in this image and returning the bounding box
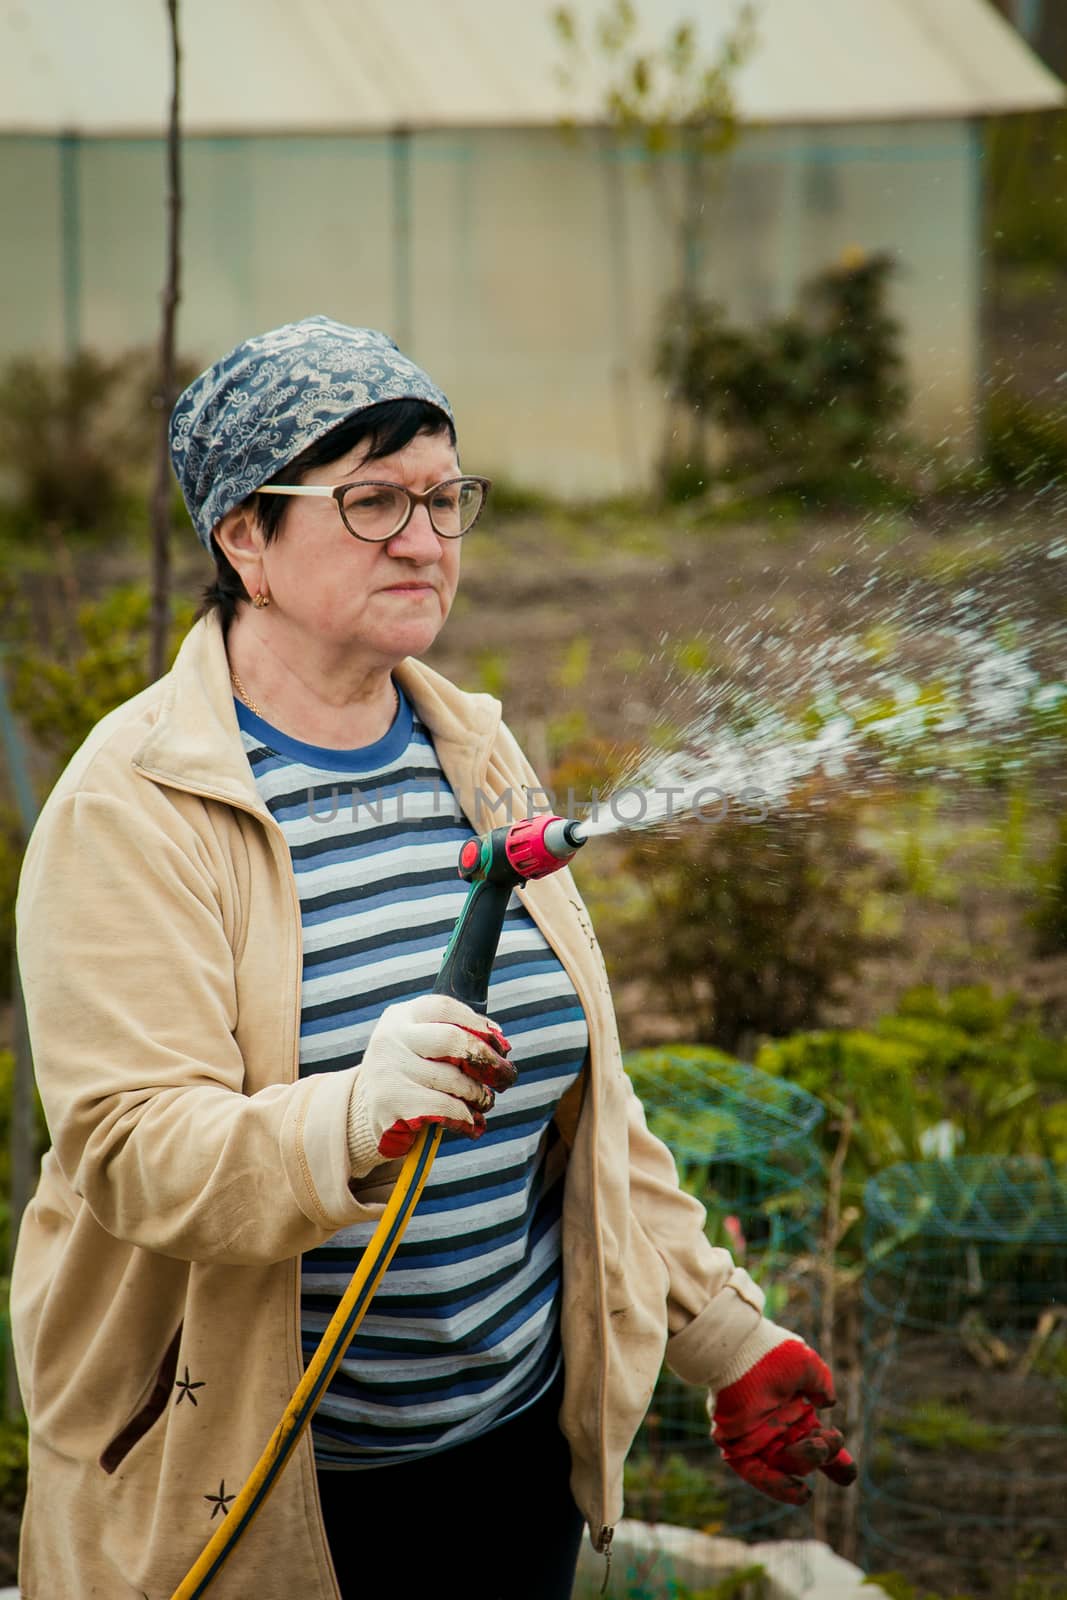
[256,476,491,543]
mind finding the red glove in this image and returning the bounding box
[709,1322,857,1505]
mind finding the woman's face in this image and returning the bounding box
[256,428,463,667]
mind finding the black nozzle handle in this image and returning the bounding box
[432,877,513,1014]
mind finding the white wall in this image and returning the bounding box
[0,121,979,496]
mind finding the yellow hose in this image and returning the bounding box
[171,1122,444,1600]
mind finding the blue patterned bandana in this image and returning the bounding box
[169,315,455,549]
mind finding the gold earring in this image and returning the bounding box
[251,591,271,609]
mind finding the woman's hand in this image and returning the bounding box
[708,1321,857,1505]
[346,994,515,1178]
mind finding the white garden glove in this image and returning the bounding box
[345,994,515,1179]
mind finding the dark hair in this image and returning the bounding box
[196,398,457,627]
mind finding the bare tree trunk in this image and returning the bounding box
[149,0,182,683]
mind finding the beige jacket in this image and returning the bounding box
[12,610,764,1600]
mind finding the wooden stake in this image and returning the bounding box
[149,0,182,683]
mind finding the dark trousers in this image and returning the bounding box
[316,1373,586,1599]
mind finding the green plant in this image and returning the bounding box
[862,1576,966,1600]
[609,783,876,1051]
[0,1416,27,1510]
[480,475,557,516]
[892,1400,1007,1454]
[0,351,132,533]
[555,636,591,690]
[682,1569,767,1600]
[0,346,201,541]
[754,985,1067,1251]
[473,648,509,698]
[9,583,196,772]
[654,251,909,505]
[552,0,756,490]
[981,389,1067,492]
[986,110,1067,272]
[623,1448,727,1531]
[864,1574,1067,1600]
[1030,811,1067,955]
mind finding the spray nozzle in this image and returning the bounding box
[505,814,586,878]
[458,814,587,887]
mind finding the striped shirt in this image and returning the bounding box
[235,685,588,1467]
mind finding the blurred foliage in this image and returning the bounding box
[0,583,194,1003]
[552,0,754,162]
[0,1052,49,1267]
[0,348,197,539]
[864,1577,969,1600]
[1030,811,1067,955]
[608,783,880,1051]
[981,388,1067,492]
[7,583,195,771]
[0,810,21,1003]
[473,648,509,698]
[986,111,1067,272]
[892,1399,1007,1454]
[866,1575,1067,1600]
[623,1447,727,1533]
[755,985,1067,1248]
[552,0,756,501]
[655,251,909,508]
[0,1417,27,1511]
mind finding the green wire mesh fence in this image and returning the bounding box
[861,1157,1067,1598]
[623,1047,825,1548]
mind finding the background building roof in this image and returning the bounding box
[1,0,1062,137]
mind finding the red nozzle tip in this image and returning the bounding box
[504,815,579,881]
[459,839,481,873]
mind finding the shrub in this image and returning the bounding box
[623,1448,727,1532]
[609,785,877,1052]
[9,583,196,772]
[982,389,1067,491]
[655,250,908,504]
[754,985,1067,1243]
[0,351,130,533]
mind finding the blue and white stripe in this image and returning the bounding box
[236,687,587,1466]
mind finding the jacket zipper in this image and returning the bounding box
[516,883,613,1546]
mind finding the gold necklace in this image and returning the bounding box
[229,669,400,726]
[229,668,261,717]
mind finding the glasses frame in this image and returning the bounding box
[256,475,492,543]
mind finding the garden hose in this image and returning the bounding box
[170,813,586,1599]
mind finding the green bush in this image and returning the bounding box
[892,1400,1006,1454]
[982,389,1067,491]
[0,347,199,539]
[986,110,1067,273]
[0,1416,27,1510]
[9,583,196,772]
[610,785,877,1051]
[655,250,908,505]
[754,985,1067,1244]
[623,1448,727,1532]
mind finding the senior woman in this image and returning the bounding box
[12,316,853,1600]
